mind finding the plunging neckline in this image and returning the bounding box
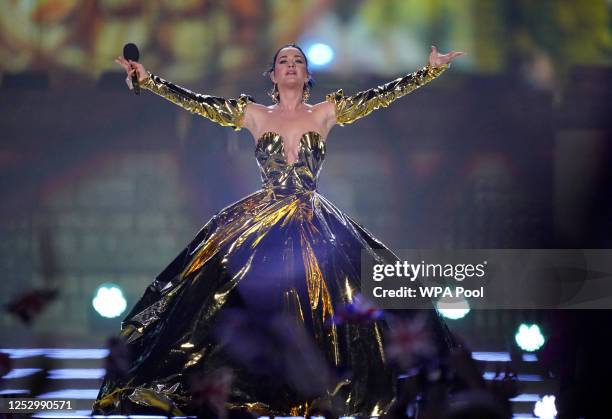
[256,131,326,166]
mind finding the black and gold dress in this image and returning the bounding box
[93,64,453,417]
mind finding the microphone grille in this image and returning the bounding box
[123,43,140,61]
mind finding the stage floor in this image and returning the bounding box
[0,348,555,418]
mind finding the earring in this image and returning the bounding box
[268,83,280,104]
[302,84,310,103]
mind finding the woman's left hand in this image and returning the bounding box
[429,45,465,67]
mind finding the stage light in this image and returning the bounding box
[37,389,100,399]
[0,390,29,395]
[510,393,541,402]
[2,368,42,379]
[92,283,127,319]
[435,297,470,319]
[534,394,557,418]
[515,323,545,352]
[306,43,334,67]
[48,368,106,379]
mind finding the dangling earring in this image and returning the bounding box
[268,83,280,104]
[302,83,310,103]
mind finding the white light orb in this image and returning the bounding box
[534,394,557,418]
[306,43,334,67]
[436,297,470,320]
[515,323,545,352]
[92,283,127,319]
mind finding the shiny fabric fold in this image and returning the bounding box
[326,64,449,125]
[141,72,254,131]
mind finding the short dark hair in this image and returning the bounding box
[263,43,314,89]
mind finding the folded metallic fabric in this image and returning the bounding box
[326,64,449,125]
[141,72,255,131]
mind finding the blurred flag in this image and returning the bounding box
[330,294,384,326]
[6,288,59,324]
[385,313,437,369]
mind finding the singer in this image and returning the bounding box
[93,44,464,417]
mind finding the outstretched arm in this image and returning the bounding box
[141,73,254,131]
[325,46,464,126]
[115,56,254,131]
[325,64,448,126]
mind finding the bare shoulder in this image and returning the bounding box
[246,102,277,118]
[245,102,271,114]
[311,100,336,130]
[242,102,270,133]
[311,100,334,112]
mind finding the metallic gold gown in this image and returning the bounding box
[93,64,452,417]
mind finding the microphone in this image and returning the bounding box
[123,43,140,95]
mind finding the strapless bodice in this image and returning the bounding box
[255,131,326,193]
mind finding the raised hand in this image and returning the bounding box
[115,56,148,89]
[428,46,465,67]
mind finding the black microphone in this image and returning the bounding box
[123,43,140,95]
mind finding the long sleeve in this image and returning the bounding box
[141,73,255,131]
[326,63,449,126]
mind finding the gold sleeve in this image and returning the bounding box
[325,64,449,126]
[141,72,255,131]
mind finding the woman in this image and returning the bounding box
[95,44,464,417]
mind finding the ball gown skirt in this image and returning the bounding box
[92,63,453,417]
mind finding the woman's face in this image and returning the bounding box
[271,47,308,87]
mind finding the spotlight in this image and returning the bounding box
[515,323,545,352]
[306,43,334,67]
[533,394,557,418]
[435,297,470,320]
[92,283,127,319]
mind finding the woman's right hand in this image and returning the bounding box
[115,56,148,89]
